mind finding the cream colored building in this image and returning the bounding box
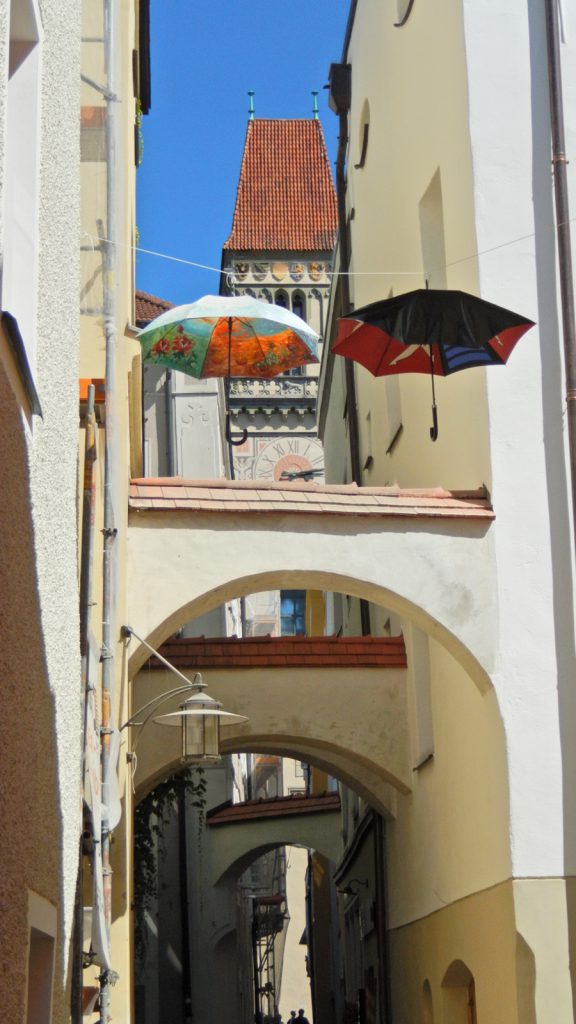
[0,2,82,1023]
[316,2,576,1022]
[78,0,148,1020]
[5,1,575,1022]
[0,0,154,1019]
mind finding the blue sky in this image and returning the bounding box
[136,1,350,305]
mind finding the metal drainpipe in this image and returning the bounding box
[373,814,392,1024]
[178,785,193,1024]
[335,101,371,635]
[165,368,175,475]
[544,0,576,554]
[252,906,262,1024]
[335,110,362,486]
[100,0,119,1016]
[72,385,98,1022]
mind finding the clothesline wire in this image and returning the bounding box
[83,216,573,283]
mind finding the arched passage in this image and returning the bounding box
[127,567,493,690]
[208,814,341,887]
[131,654,409,815]
[127,483,496,691]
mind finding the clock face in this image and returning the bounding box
[253,437,324,482]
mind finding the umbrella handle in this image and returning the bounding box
[429,343,439,441]
[225,409,248,447]
[430,404,439,442]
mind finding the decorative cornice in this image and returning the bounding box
[230,407,316,426]
[228,377,318,401]
[222,258,333,288]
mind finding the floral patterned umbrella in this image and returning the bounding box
[138,294,320,446]
[138,294,320,380]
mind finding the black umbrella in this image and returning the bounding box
[333,288,535,440]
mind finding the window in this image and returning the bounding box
[419,169,447,289]
[441,960,477,1024]
[3,0,42,373]
[395,0,415,26]
[275,290,288,308]
[422,979,434,1023]
[354,101,370,169]
[280,590,306,635]
[26,893,57,1024]
[292,292,305,320]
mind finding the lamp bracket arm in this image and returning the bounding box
[120,684,195,732]
[121,624,203,689]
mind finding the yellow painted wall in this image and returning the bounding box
[79,1,142,1020]
[389,877,576,1024]
[389,880,518,1024]
[324,0,492,491]
[387,637,511,926]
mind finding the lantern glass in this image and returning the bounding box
[182,711,221,762]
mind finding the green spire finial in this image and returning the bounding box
[248,91,255,120]
[312,90,319,119]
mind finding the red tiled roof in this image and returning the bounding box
[129,477,495,520]
[223,119,338,252]
[149,634,407,669]
[207,791,341,825]
[135,290,174,326]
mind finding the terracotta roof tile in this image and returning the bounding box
[223,119,338,252]
[135,290,174,326]
[146,634,407,669]
[129,477,494,521]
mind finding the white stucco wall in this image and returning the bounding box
[462,0,576,878]
[0,2,82,1021]
[34,0,82,943]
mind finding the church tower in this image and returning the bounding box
[220,111,338,481]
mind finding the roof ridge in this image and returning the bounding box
[129,476,489,502]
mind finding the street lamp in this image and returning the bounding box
[121,625,248,763]
[156,675,247,763]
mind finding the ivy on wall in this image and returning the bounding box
[133,767,206,959]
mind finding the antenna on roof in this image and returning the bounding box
[248,91,255,120]
[312,90,319,119]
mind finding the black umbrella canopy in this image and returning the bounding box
[333,288,535,439]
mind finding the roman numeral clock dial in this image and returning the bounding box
[254,437,324,482]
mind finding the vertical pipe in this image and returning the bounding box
[544,0,576,555]
[100,0,119,1016]
[178,783,193,1024]
[335,103,371,635]
[373,815,391,1024]
[252,906,262,1024]
[72,386,98,1022]
[335,111,362,487]
[165,369,175,476]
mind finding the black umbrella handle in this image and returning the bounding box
[225,408,248,447]
[430,404,439,442]
[429,343,439,441]
[225,318,248,446]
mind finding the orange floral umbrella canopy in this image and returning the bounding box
[137,294,320,380]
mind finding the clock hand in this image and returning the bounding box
[279,468,323,481]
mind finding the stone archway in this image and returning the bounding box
[130,642,409,816]
[127,480,496,691]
